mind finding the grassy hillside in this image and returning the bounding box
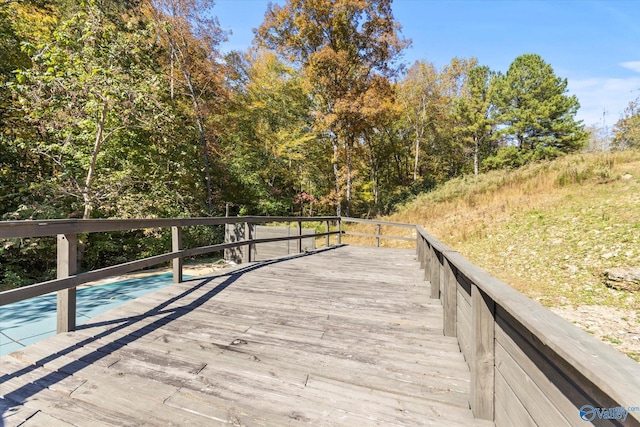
[361,150,640,359]
[387,150,640,307]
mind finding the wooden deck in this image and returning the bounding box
[1,245,493,426]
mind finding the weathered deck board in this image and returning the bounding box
[1,245,493,426]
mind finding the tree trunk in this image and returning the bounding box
[196,114,213,214]
[345,143,352,217]
[170,46,175,101]
[165,28,214,214]
[332,138,341,216]
[181,62,213,214]
[474,135,479,176]
[413,137,420,182]
[83,102,108,219]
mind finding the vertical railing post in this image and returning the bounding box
[56,233,77,333]
[297,221,303,253]
[420,239,428,276]
[375,223,381,248]
[244,222,253,263]
[471,284,495,420]
[337,218,342,245]
[325,220,330,247]
[250,223,256,261]
[172,226,183,283]
[430,247,441,299]
[442,255,457,337]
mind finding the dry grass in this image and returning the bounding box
[382,150,640,311]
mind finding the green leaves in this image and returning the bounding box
[256,0,408,215]
[612,98,640,150]
[490,54,587,156]
[13,1,171,218]
[222,49,317,215]
[0,1,597,224]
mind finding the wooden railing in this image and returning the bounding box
[340,216,416,247]
[2,215,640,424]
[416,226,640,425]
[0,216,340,333]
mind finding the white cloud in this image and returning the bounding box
[568,77,640,126]
[620,62,640,73]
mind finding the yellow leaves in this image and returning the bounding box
[274,131,315,161]
[9,2,58,45]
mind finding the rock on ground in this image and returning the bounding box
[603,267,640,292]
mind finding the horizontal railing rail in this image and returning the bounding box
[0,216,341,332]
[0,216,339,239]
[415,225,640,425]
[3,214,639,425]
[340,216,416,247]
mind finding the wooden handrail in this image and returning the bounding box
[0,216,339,239]
[415,225,640,424]
[3,215,639,425]
[340,216,416,228]
[0,216,341,332]
[340,216,417,247]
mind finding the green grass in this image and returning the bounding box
[603,335,623,345]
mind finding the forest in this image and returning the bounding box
[1,0,638,288]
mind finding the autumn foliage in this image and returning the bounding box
[1,0,630,288]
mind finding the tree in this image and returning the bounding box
[428,57,479,180]
[223,49,318,215]
[397,61,442,182]
[0,1,38,217]
[396,57,479,182]
[453,65,496,175]
[491,54,587,161]
[256,0,408,216]
[15,0,166,218]
[149,0,229,214]
[612,97,640,150]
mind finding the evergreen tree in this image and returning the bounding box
[490,54,587,163]
[452,65,496,175]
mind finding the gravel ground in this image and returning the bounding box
[550,305,640,361]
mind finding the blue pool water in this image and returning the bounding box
[0,272,180,356]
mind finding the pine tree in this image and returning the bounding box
[453,65,496,175]
[491,54,587,161]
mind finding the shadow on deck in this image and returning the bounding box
[0,245,492,426]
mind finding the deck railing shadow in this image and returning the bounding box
[0,216,342,334]
[0,246,340,423]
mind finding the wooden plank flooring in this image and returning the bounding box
[1,245,493,426]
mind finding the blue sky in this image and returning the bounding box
[213,0,640,127]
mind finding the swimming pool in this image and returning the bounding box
[0,272,180,356]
